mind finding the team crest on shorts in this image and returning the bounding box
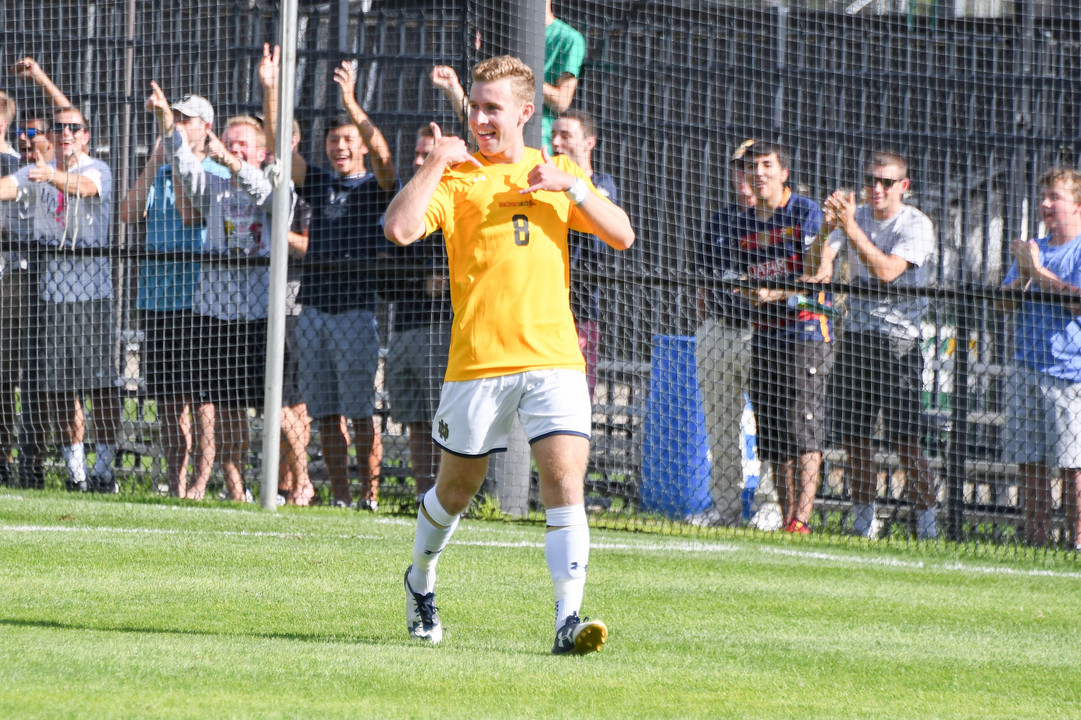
[438,419,449,441]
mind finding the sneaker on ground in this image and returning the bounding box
[65,478,89,493]
[404,566,442,644]
[357,498,378,512]
[89,474,119,494]
[552,612,608,655]
[783,518,811,535]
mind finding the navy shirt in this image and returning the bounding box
[703,191,831,342]
[569,171,618,323]
[297,165,396,314]
[384,230,453,332]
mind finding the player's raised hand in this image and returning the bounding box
[426,123,482,169]
[145,81,171,118]
[521,146,575,195]
[823,189,856,234]
[258,43,280,90]
[333,60,358,108]
[204,129,230,165]
[27,149,53,183]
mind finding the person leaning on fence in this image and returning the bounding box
[119,92,227,499]
[0,105,122,494]
[729,141,834,535]
[384,55,634,654]
[382,125,452,504]
[3,105,53,489]
[550,110,620,402]
[0,90,24,487]
[692,138,768,527]
[148,83,295,502]
[822,150,938,540]
[260,43,397,510]
[1001,166,1081,550]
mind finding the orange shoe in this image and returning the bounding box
[783,518,811,535]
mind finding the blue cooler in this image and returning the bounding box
[640,335,712,517]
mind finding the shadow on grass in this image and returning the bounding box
[0,616,393,647]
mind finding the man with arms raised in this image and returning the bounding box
[385,55,633,654]
[261,44,396,510]
[0,105,121,494]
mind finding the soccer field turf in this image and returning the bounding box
[0,491,1078,720]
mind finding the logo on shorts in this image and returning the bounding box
[438,419,449,441]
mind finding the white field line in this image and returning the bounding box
[2,522,1079,580]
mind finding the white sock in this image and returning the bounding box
[852,503,876,538]
[408,490,460,595]
[545,504,589,631]
[917,507,938,539]
[63,444,86,484]
[93,444,116,479]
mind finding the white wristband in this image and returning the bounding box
[565,177,589,206]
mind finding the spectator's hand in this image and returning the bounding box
[11,56,46,83]
[204,129,239,171]
[521,147,575,195]
[145,81,173,125]
[333,60,358,108]
[1010,237,1041,280]
[823,189,857,235]
[430,65,461,92]
[425,273,449,298]
[258,43,280,90]
[425,123,482,169]
[27,149,53,184]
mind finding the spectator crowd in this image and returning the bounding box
[1,7,1079,554]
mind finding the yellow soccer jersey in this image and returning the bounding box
[423,148,601,381]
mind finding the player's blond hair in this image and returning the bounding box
[472,55,535,107]
[1039,166,1081,205]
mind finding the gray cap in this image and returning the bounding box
[170,94,214,125]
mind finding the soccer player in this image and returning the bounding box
[823,151,938,540]
[384,55,633,654]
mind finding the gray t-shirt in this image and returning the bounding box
[829,203,934,338]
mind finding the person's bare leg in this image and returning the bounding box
[1020,462,1051,547]
[408,420,438,499]
[319,415,352,505]
[186,402,216,500]
[794,450,822,525]
[218,406,248,501]
[351,415,381,506]
[160,397,192,497]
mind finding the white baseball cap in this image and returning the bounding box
[171,94,214,125]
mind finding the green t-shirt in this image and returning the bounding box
[543,18,586,152]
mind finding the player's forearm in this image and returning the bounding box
[384,164,443,246]
[263,83,279,159]
[1031,266,1080,294]
[573,195,634,250]
[543,78,577,114]
[50,169,100,198]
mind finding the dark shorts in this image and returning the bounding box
[142,310,201,398]
[750,337,834,463]
[831,331,925,442]
[195,316,267,407]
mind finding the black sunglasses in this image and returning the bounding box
[17,127,41,139]
[50,122,86,133]
[866,175,903,190]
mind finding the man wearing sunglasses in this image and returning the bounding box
[0,105,121,495]
[823,151,938,540]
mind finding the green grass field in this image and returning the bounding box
[1,490,1079,720]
